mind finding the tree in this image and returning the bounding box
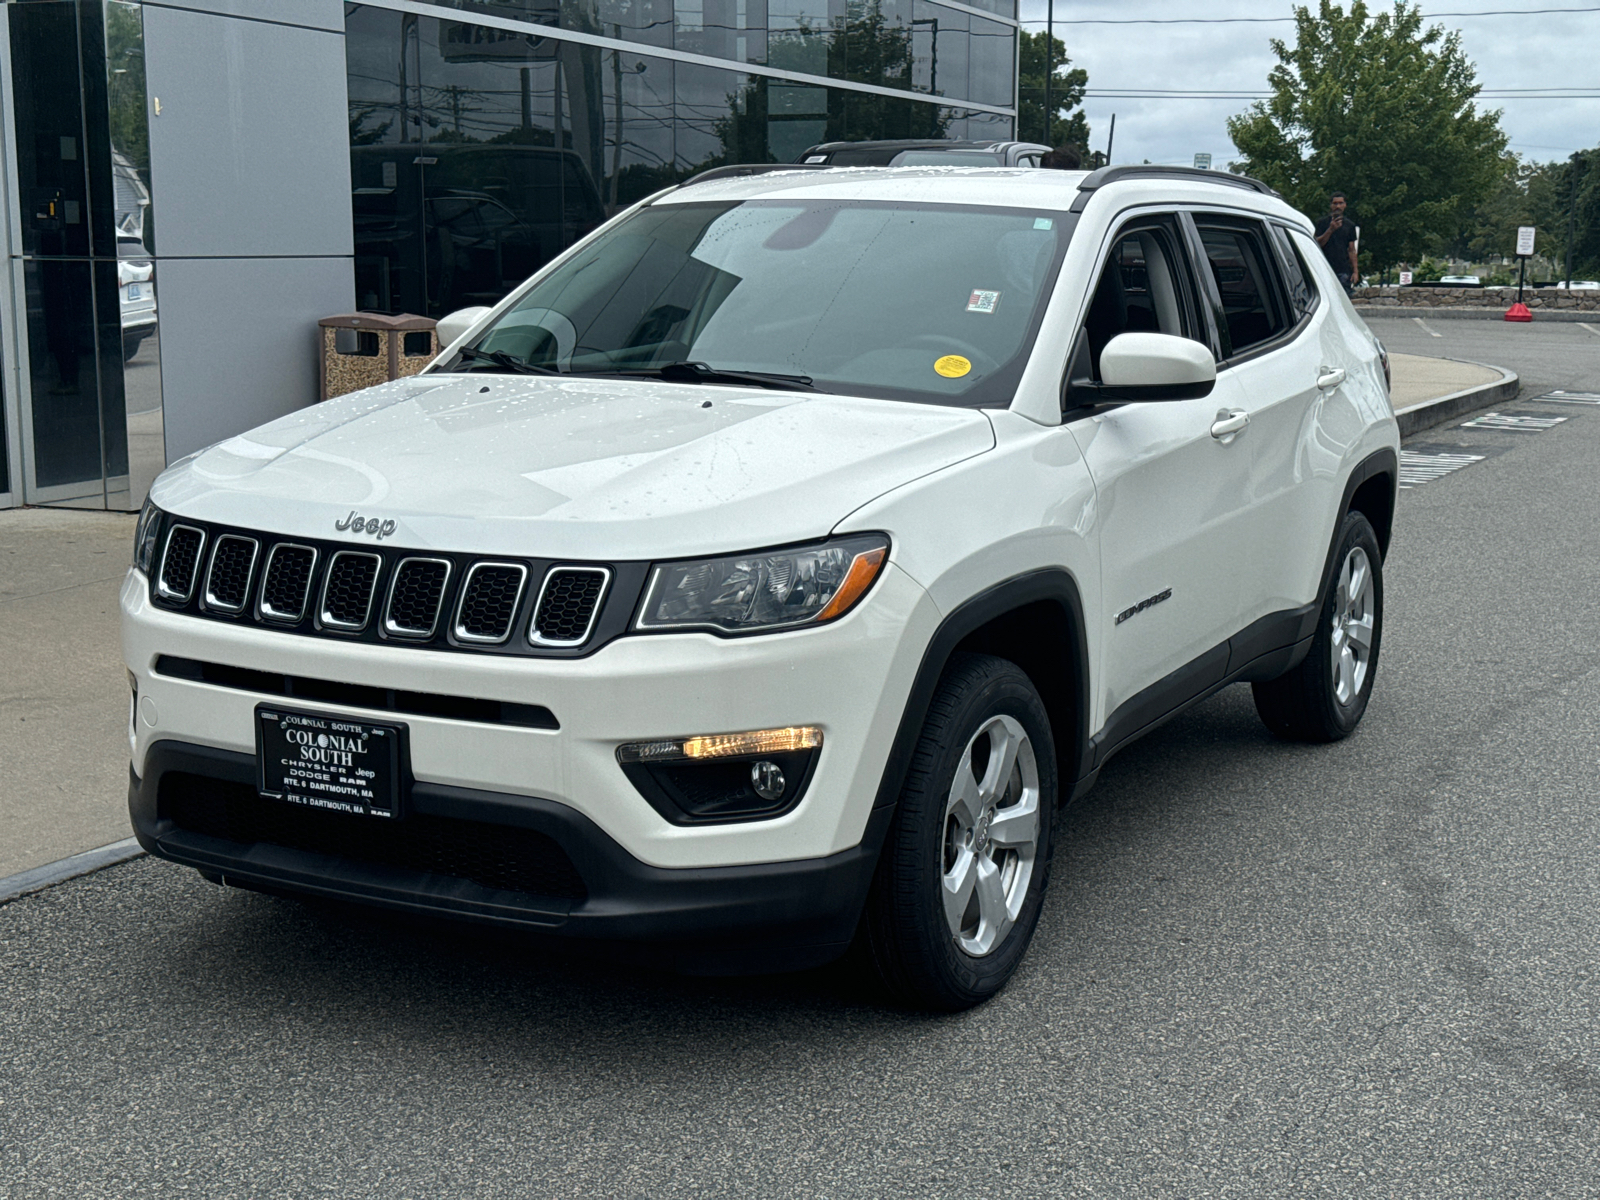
[1016,30,1089,151]
[1227,1,1508,272]
[1460,155,1567,269]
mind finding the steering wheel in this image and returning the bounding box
[899,333,1000,375]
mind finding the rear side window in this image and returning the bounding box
[1195,221,1290,358]
[1270,224,1318,319]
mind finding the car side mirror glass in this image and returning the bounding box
[435,306,493,351]
[1097,332,1217,401]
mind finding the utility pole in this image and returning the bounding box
[1106,113,1115,165]
[1566,150,1582,289]
[1042,0,1053,147]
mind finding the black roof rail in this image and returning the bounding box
[1070,165,1280,212]
[680,162,836,188]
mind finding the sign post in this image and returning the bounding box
[1507,226,1536,322]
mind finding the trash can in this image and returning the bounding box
[318,312,439,401]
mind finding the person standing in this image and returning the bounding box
[1040,145,1083,170]
[1314,192,1360,293]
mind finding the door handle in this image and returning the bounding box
[1210,408,1249,441]
[1317,367,1347,390]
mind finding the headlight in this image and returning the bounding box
[635,534,889,634]
[133,499,164,573]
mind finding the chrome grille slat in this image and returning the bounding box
[258,544,318,624]
[202,536,259,614]
[157,525,206,603]
[384,557,452,639]
[454,562,528,645]
[319,551,382,632]
[530,566,610,647]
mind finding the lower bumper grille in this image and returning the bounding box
[160,772,587,901]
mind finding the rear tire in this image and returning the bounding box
[863,653,1056,1011]
[1253,510,1384,742]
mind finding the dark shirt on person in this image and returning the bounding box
[1313,212,1358,277]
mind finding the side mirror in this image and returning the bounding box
[1097,332,1216,401]
[434,305,492,352]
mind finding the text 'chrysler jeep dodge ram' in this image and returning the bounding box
[124,164,1398,1009]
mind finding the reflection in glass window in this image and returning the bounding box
[967,14,1014,109]
[345,6,1015,319]
[469,199,1066,408]
[910,1,966,99]
[767,0,829,74]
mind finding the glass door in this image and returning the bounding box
[7,0,160,511]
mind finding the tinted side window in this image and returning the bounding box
[1270,224,1317,319]
[1196,222,1289,356]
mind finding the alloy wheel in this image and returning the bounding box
[1330,545,1376,706]
[941,714,1041,957]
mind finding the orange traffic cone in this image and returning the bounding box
[1505,302,1533,322]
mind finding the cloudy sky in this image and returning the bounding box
[1015,0,1600,169]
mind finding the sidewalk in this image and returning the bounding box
[0,349,1521,884]
[1,507,138,878]
[1387,352,1519,435]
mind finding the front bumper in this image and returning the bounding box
[124,563,937,869]
[132,740,894,972]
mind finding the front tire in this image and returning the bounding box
[863,653,1056,1011]
[1253,510,1384,742]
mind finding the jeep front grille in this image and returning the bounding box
[384,557,451,638]
[259,545,317,623]
[454,562,527,644]
[203,536,258,613]
[530,567,611,646]
[319,551,382,631]
[157,525,206,603]
[143,515,632,657]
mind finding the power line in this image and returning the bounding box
[1024,6,1600,22]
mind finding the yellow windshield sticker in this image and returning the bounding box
[934,355,972,379]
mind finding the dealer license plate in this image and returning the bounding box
[256,706,404,818]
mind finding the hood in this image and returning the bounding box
[151,373,995,559]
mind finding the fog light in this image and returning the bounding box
[616,728,822,825]
[750,760,786,802]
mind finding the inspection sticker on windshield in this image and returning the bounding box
[1034,217,1053,230]
[967,290,1001,314]
[935,355,972,378]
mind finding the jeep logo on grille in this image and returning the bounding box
[335,511,398,540]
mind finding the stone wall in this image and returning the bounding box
[1352,286,1600,311]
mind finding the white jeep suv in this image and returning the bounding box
[123,164,1398,1010]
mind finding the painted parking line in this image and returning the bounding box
[1528,390,1600,405]
[1399,449,1486,488]
[1459,412,1568,432]
[1578,323,1600,338]
[1413,316,1443,338]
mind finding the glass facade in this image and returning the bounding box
[346,2,1014,318]
[0,0,1011,507]
[8,0,161,509]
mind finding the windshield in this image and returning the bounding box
[459,199,1071,407]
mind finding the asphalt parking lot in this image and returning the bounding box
[4,320,1600,1197]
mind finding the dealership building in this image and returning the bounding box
[0,0,1019,510]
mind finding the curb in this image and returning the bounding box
[0,837,146,906]
[1393,358,1520,438]
[1358,306,1598,323]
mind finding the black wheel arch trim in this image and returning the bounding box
[872,568,1092,813]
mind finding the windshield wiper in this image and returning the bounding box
[452,346,561,376]
[589,361,818,392]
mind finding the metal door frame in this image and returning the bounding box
[0,9,24,509]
